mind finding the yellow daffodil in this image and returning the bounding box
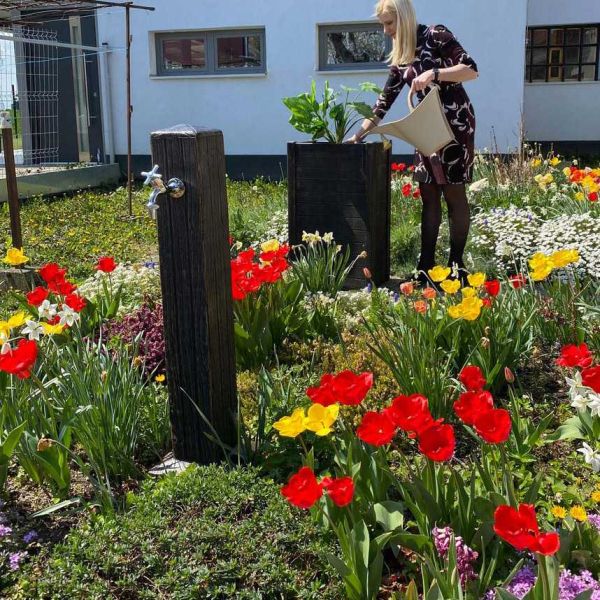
[260,239,280,253]
[428,265,451,282]
[551,506,566,519]
[2,247,29,266]
[155,374,166,383]
[460,297,484,321]
[41,322,65,336]
[570,505,587,522]
[0,312,28,339]
[563,167,572,177]
[591,491,600,503]
[304,403,339,436]
[461,287,477,298]
[302,231,321,245]
[467,272,486,287]
[447,304,463,319]
[531,158,542,168]
[574,191,585,201]
[550,249,580,269]
[549,157,560,167]
[440,279,461,295]
[273,408,306,438]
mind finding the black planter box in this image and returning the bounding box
[287,141,391,288]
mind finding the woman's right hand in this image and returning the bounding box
[344,134,362,144]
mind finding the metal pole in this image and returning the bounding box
[99,43,115,164]
[1,112,22,249]
[126,2,133,216]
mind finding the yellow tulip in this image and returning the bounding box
[532,158,542,168]
[467,272,486,287]
[7,312,26,329]
[440,279,461,295]
[428,265,451,282]
[549,157,560,166]
[530,265,553,282]
[460,297,484,321]
[305,403,339,436]
[528,252,552,272]
[550,249,580,269]
[575,191,585,201]
[273,408,306,438]
[2,247,29,266]
[447,304,463,319]
[461,287,477,299]
[260,239,280,253]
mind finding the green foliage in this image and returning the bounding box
[10,465,341,599]
[283,80,380,143]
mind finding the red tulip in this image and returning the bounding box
[281,466,323,509]
[52,279,77,296]
[356,411,396,446]
[26,286,49,307]
[385,394,433,435]
[64,293,87,312]
[588,191,598,202]
[412,189,421,199]
[473,408,512,444]
[0,339,38,379]
[458,365,487,391]
[582,366,600,393]
[453,390,494,425]
[509,274,527,289]
[39,262,66,285]
[96,256,117,273]
[331,371,373,406]
[306,374,337,407]
[418,422,455,462]
[321,476,354,507]
[482,297,492,308]
[493,504,559,555]
[556,343,593,369]
[484,279,501,297]
[402,183,412,197]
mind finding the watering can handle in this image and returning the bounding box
[407,84,438,112]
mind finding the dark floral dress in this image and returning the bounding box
[373,24,478,185]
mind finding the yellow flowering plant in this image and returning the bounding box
[2,247,29,266]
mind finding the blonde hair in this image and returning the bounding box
[375,0,417,66]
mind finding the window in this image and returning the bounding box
[318,23,391,71]
[155,29,266,76]
[525,24,599,82]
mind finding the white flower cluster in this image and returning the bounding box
[261,209,288,244]
[537,213,600,279]
[471,206,541,269]
[78,263,161,315]
[472,206,600,277]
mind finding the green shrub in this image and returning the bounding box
[10,465,341,599]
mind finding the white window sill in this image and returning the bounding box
[149,72,268,80]
[525,80,600,85]
[315,68,389,75]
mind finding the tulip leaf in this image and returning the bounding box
[495,590,521,600]
[373,501,405,532]
[546,416,585,441]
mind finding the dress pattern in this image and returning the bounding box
[373,24,478,184]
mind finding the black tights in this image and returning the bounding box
[417,182,470,276]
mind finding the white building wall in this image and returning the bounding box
[97,0,526,159]
[524,0,600,141]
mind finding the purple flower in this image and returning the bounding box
[0,524,12,537]
[393,292,400,303]
[8,551,26,571]
[589,513,600,533]
[432,526,479,586]
[23,530,38,544]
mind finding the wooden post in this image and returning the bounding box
[1,112,22,249]
[150,125,237,464]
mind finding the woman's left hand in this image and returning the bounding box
[410,69,436,93]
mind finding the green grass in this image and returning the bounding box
[9,465,341,599]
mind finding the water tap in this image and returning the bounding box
[141,165,186,220]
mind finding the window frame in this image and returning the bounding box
[525,24,599,83]
[317,22,391,72]
[155,28,266,77]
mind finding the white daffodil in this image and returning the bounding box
[22,320,44,341]
[578,443,600,473]
[58,305,79,327]
[588,395,600,418]
[322,232,334,244]
[38,300,57,321]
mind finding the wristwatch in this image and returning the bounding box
[433,67,440,84]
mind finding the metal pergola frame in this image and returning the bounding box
[0,0,156,215]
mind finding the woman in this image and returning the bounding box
[347,0,478,285]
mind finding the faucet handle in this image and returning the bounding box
[141,164,162,187]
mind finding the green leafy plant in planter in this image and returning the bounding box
[283,80,381,144]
